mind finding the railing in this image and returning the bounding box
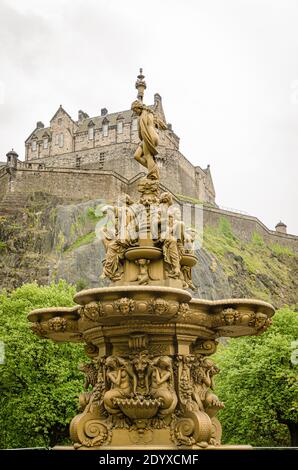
[217,205,249,216]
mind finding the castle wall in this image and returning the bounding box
[23,143,204,201]
[203,206,298,251]
[2,167,297,251]
[0,170,9,201]
[10,168,127,203]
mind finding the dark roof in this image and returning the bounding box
[76,109,134,132]
[25,104,155,141]
[25,127,52,143]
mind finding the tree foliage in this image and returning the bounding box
[214,306,298,446]
[0,281,85,449]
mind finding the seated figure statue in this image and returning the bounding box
[103,356,136,415]
[150,356,178,416]
[158,192,184,279]
[100,195,137,281]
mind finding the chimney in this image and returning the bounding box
[154,93,162,105]
[36,121,44,129]
[101,108,108,116]
[275,221,287,234]
[78,110,89,121]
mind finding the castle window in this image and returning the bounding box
[76,156,81,168]
[117,121,123,134]
[55,134,59,145]
[43,138,48,149]
[59,133,64,148]
[58,118,62,125]
[99,152,105,168]
[32,141,37,151]
[103,124,108,137]
[88,127,94,140]
[132,118,138,131]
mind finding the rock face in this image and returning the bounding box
[0,195,297,308]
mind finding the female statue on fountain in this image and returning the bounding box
[150,356,177,416]
[103,356,136,415]
[131,100,167,180]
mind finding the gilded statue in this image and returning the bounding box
[103,356,136,414]
[131,100,167,180]
[191,357,224,413]
[100,195,137,281]
[150,356,177,416]
[159,192,183,279]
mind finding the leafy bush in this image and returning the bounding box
[214,306,298,446]
[0,281,85,449]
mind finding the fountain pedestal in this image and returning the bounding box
[28,178,274,449]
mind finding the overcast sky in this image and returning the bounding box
[0,0,297,234]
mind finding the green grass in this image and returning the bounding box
[64,231,96,253]
[270,243,294,257]
[251,231,265,247]
[203,217,295,299]
[86,206,105,222]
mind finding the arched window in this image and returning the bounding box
[43,138,48,149]
[32,141,37,151]
[59,133,64,148]
[117,121,123,134]
[88,127,94,140]
[102,124,108,137]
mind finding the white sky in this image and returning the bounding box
[0,0,297,234]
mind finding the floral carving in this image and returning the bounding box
[177,303,191,319]
[192,340,217,356]
[255,312,271,333]
[84,343,99,358]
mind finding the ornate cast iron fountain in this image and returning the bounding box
[28,72,274,449]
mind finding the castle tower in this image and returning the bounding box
[6,149,18,169]
[275,221,287,234]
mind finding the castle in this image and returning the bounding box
[0,71,297,251]
[1,70,215,205]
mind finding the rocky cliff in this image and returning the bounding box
[0,194,297,308]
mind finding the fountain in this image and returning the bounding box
[28,72,274,449]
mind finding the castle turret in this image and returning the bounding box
[275,221,287,234]
[6,149,18,169]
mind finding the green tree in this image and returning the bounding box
[214,307,298,446]
[0,281,85,449]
